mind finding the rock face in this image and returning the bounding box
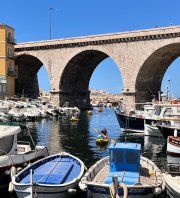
[39,89,122,108]
[90,89,122,107]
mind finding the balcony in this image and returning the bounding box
[7,52,15,59]
[7,37,16,44]
[7,70,18,78]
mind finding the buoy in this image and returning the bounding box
[174,129,178,137]
[149,167,154,176]
[8,166,16,193]
[68,188,77,194]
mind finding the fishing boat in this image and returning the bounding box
[114,104,155,133]
[163,172,180,198]
[79,142,165,198]
[12,152,85,198]
[115,103,180,133]
[0,125,48,190]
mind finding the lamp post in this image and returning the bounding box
[49,7,57,40]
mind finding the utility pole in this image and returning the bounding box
[49,7,57,40]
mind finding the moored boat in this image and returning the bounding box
[0,125,48,190]
[12,152,85,198]
[156,124,180,139]
[163,172,180,198]
[144,123,162,137]
[115,103,180,133]
[80,142,165,198]
[70,116,79,122]
[167,131,180,156]
[96,137,109,144]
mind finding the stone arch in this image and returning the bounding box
[15,54,49,98]
[59,49,122,108]
[135,43,180,103]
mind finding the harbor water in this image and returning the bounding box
[5,108,176,197]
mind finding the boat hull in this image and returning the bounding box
[88,185,154,198]
[15,183,79,198]
[167,136,180,156]
[115,112,154,133]
[96,138,109,144]
[156,125,180,139]
[163,173,180,198]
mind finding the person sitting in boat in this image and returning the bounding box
[100,128,108,139]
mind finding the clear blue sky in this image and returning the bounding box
[1,0,180,96]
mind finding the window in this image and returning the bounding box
[0,77,7,95]
[8,64,14,72]
[0,84,7,94]
[7,48,13,58]
[7,31,12,42]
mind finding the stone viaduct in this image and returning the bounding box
[14,26,180,109]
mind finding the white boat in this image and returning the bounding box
[0,125,48,190]
[12,152,85,198]
[80,142,165,198]
[144,123,162,137]
[56,102,80,116]
[163,172,180,198]
[167,130,180,156]
[115,103,180,133]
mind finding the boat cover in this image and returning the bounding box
[19,156,81,185]
[0,125,21,138]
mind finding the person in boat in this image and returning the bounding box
[100,128,108,139]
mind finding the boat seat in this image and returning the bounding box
[104,171,139,185]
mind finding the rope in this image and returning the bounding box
[109,181,128,198]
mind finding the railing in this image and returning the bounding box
[6,37,16,44]
[7,52,15,59]
[7,70,18,78]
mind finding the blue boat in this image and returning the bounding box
[12,152,85,198]
[80,142,165,198]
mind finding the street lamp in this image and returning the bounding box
[49,7,57,40]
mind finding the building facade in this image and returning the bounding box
[0,24,17,97]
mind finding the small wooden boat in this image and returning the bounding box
[97,107,103,112]
[167,133,180,156]
[80,142,165,198]
[87,110,93,115]
[163,172,180,198]
[70,116,79,122]
[12,152,85,198]
[96,137,109,144]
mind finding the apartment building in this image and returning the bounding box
[0,24,17,97]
